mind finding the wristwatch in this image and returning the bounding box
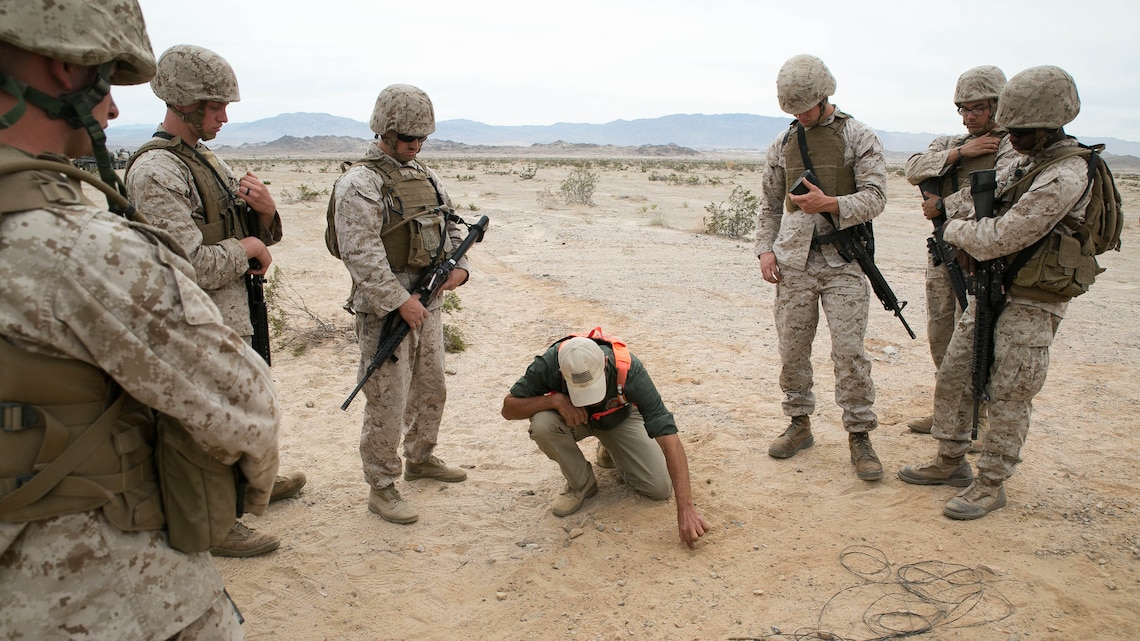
[934,198,946,215]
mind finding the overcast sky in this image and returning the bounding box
[111,0,1139,142]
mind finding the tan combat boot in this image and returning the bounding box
[369,484,418,524]
[210,520,280,558]
[943,479,1006,520]
[906,415,933,434]
[552,473,599,517]
[848,432,883,481]
[595,442,616,469]
[404,455,467,482]
[768,416,813,459]
[270,471,307,502]
[897,455,973,487]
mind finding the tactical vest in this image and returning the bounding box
[125,134,250,245]
[0,337,164,531]
[934,132,1006,198]
[365,159,448,270]
[783,113,857,212]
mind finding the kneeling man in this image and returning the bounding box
[502,330,709,547]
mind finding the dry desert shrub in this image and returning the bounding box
[264,267,352,356]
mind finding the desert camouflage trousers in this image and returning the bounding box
[924,252,963,368]
[0,511,236,641]
[774,251,877,431]
[355,310,447,489]
[932,300,1061,483]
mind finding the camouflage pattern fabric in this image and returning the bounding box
[932,138,1092,482]
[332,145,468,317]
[904,133,1018,365]
[332,144,469,490]
[125,128,282,335]
[754,109,885,431]
[755,111,887,271]
[0,146,279,639]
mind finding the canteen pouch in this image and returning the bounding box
[155,415,240,553]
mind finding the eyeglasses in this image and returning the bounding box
[395,133,426,143]
[957,104,991,117]
[1007,128,1037,137]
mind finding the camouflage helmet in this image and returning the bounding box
[151,44,241,106]
[0,0,155,85]
[370,84,435,137]
[954,65,1006,104]
[995,66,1080,130]
[776,54,837,115]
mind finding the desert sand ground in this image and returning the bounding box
[197,151,1138,641]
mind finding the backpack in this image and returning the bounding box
[324,160,355,258]
[1006,143,1124,301]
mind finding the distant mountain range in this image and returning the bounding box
[105,112,1140,160]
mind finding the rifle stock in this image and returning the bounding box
[341,213,489,411]
[969,169,1002,440]
[919,177,970,311]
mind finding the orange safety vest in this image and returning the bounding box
[557,327,632,421]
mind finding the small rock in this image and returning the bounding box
[569,528,585,539]
[753,589,764,596]
[596,524,606,532]
[304,400,315,408]
[414,545,425,553]
[613,526,623,533]
[496,592,507,601]
[1106,580,1118,590]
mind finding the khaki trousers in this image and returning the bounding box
[528,409,671,500]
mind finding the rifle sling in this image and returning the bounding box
[794,123,866,258]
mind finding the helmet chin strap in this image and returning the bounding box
[168,102,213,141]
[15,62,131,215]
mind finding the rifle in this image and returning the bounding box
[796,169,917,339]
[341,213,489,410]
[245,200,272,366]
[919,177,970,311]
[968,169,1003,440]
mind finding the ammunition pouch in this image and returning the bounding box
[1009,232,1102,303]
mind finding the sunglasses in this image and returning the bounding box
[1007,128,1037,137]
[395,133,427,143]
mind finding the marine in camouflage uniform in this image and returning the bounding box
[902,66,1017,434]
[0,1,278,638]
[899,66,1092,520]
[755,55,888,481]
[124,45,303,557]
[333,84,471,525]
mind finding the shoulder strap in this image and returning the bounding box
[0,159,141,222]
